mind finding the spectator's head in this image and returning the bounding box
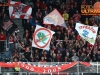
[26,47,30,52]
[73,53,77,56]
[60,5,62,9]
[50,0,52,3]
[64,36,68,40]
[2,8,5,13]
[53,53,56,58]
[76,10,79,14]
[35,19,38,23]
[81,52,85,56]
[21,41,24,44]
[58,50,61,54]
[31,26,34,28]
[93,51,97,54]
[71,5,73,8]
[42,1,45,4]
[59,43,63,48]
[27,20,29,23]
[38,9,40,12]
[35,54,39,58]
[82,47,86,52]
[37,4,39,7]
[41,57,45,61]
[72,49,75,53]
[14,58,18,62]
[25,30,28,32]
[75,2,77,5]
[57,26,60,30]
[22,54,25,59]
[35,49,39,53]
[65,56,68,60]
[44,50,47,55]
[1,31,4,34]
[64,10,66,13]
[70,19,74,23]
[98,51,100,54]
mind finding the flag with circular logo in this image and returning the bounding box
[32,25,55,50]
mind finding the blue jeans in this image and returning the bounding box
[8,43,14,54]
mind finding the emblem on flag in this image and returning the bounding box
[75,23,98,45]
[43,9,66,28]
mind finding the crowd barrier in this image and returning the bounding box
[0,62,99,75]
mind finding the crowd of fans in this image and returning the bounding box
[0,0,100,63]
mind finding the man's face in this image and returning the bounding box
[35,20,38,23]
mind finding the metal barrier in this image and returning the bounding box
[0,72,100,75]
[2,72,27,75]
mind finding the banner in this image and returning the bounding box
[9,1,32,19]
[1,16,17,34]
[0,62,91,73]
[32,25,55,50]
[43,9,66,28]
[75,23,98,45]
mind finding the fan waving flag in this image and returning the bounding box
[43,9,66,28]
[32,25,55,50]
[9,1,32,19]
[75,23,98,45]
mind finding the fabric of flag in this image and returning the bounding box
[75,23,98,45]
[1,16,17,34]
[9,1,32,19]
[43,9,66,28]
[32,25,55,50]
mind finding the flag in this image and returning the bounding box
[75,23,98,45]
[9,1,32,19]
[1,16,17,34]
[32,25,55,50]
[43,9,66,28]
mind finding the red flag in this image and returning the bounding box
[9,1,32,19]
[43,9,66,28]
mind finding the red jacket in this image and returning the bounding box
[9,35,14,43]
[40,3,47,10]
[0,33,6,41]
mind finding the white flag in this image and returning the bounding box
[75,23,98,45]
[9,1,32,19]
[32,25,55,50]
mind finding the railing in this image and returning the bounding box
[1,72,100,75]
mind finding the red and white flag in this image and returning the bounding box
[43,9,66,28]
[9,1,32,19]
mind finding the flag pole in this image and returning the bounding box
[83,24,95,61]
[6,31,7,50]
[83,45,93,61]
